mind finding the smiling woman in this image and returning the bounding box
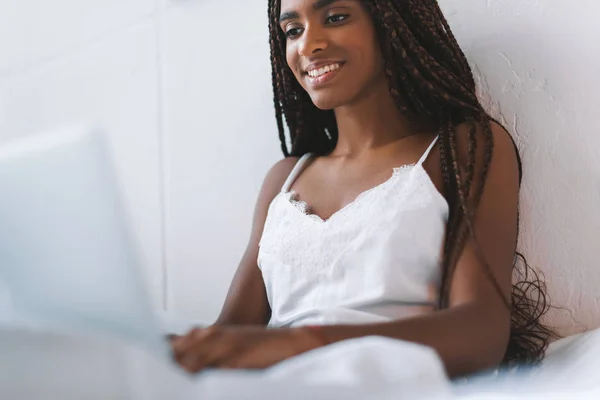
[279,0,384,111]
[171,0,556,378]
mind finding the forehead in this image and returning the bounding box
[279,0,358,13]
[280,0,317,10]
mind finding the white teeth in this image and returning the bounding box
[307,63,340,78]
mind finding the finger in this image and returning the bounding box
[172,328,207,355]
[178,340,238,373]
[175,328,237,373]
[178,349,212,373]
[172,329,209,371]
[165,334,180,342]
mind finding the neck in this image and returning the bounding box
[332,75,421,158]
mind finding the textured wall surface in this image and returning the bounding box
[440,0,600,335]
[1,1,598,335]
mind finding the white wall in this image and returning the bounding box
[0,0,598,335]
[0,0,164,306]
[159,0,280,320]
[439,0,600,335]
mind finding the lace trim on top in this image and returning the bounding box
[283,163,416,223]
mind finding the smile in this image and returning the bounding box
[305,63,344,86]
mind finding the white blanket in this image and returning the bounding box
[0,326,598,399]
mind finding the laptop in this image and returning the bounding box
[0,124,170,358]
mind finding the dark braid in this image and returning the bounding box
[268,0,290,156]
[267,0,556,367]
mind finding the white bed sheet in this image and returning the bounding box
[0,326,598,400]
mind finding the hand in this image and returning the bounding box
[171,325,323,373]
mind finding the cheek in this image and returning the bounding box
[360,36,382,70]
[370,37,385,71]
[354,48,384,89]
[285,48,293,70]
[286,48,309,90]
[346,24,382,72]
[286,47,299,77]
[371,49,385,77]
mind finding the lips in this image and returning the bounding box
[304,62,345,87]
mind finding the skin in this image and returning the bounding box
[172,0,519,378]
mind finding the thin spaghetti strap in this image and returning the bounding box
[281,153,313,192]
[416,136,440,166]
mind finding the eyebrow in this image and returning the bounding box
[279,0,345,23]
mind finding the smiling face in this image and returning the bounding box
[279,0,386,110]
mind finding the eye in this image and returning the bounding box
[285,27,303,39]
[326,14,349,24]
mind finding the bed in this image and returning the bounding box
[0,323,597,400]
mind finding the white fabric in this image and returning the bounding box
[258,137,449,327]
[2,326,598,399]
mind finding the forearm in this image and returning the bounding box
[215,296,271,326]
[214,308,270,327]
[214,266,271,326]
[310,304,510,377]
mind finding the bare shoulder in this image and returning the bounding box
[454,118,519,181]
[248,156,299,240]
[252,156,300,222]
[260,157,299,199]
[425,119,519,198]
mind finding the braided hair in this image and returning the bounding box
[267,0,556,366]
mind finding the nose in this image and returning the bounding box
[298,23,328,56]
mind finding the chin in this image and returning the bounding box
[308,91,352,111]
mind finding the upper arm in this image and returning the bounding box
[215,157,299,326]
[447,120,520,358]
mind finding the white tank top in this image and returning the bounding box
[258,137,448,327]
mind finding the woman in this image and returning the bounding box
[172,0,554,377]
